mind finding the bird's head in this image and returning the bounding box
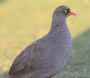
[52,5,76,24]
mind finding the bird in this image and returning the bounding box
[9,5,76,78]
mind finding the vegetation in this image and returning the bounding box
[0,0,90,78]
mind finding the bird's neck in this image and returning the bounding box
[46,19,71,45]
[49,18,67,34]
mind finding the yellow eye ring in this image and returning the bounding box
[63,10,68,14]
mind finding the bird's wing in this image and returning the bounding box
[9,43,42,75]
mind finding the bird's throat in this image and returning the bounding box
[49,19,67,33]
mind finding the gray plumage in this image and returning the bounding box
[9,5,73,78]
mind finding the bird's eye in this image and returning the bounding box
[63,10,68,14]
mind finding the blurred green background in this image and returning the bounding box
[0,0,90,78]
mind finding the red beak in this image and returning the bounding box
[68,10,76,16]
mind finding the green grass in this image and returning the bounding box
[0,0,90,78]
[54,29,90,78]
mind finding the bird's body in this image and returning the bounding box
[9,5,76,78]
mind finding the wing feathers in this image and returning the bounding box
[9,43,41,75]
